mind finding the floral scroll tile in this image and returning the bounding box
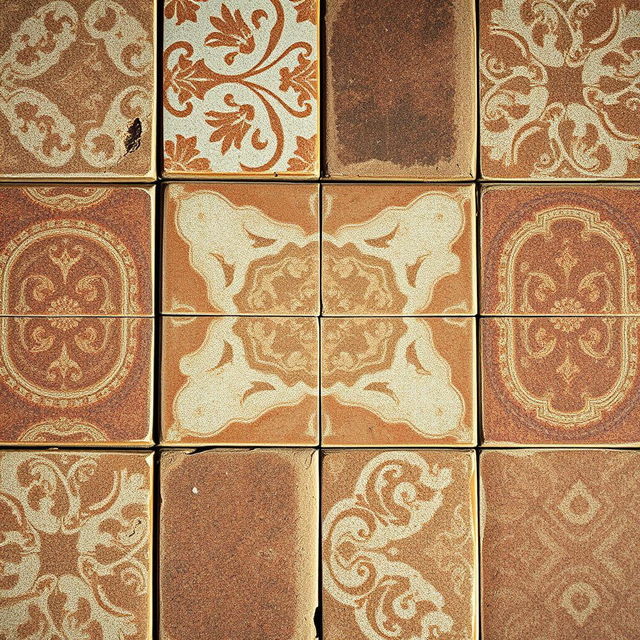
[322,449,477,640]
[481,449,640,639]
[163,182,319,315]
[0,186,154,317]
[480,0,640,180]
[161,316,318,445]
[322,184,476,316]
[0,0,156,180]
[321,317,476,446]
[163,0,319,178]
[481,185,640,315]
[0,450,152,639]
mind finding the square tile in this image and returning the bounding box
[0,186,154,316]
[163,0,319,178]
[322,184,476,315]
[160,448,318,640]
[480,449,640,639]
[161,316,318,445]
[163,182,319,315]
[479,0,640,180]
[325,0,476,179]
[481,317,640,446]
[481,185,640,315]
[0,450,153,638]
[322,449,477,640]
[321,317,476,446]
[0,0,156,180]
[0,317,153,445]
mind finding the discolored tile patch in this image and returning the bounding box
[0,185,154,316]
[480,449,640,639]
[321,317,476,446]
[0,317,153,445]
[163,0,319,178]
[0,0,156,180]
[479,0,640,180]
[481,185,640,315]
[0,450,153,639]
[160,448,318,640]
[161,316,318,445]
[163,182,319,315]
[325,0,476,179]
[322,184,476,315]
[322,449,477,640]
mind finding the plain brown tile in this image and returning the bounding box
[160,448,318,640]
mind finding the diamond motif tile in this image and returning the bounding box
[0,0,156,180]
[322,184,476,315]
[160,448,318,640]
[163,0,319,178]
[0,450,153,638]
[322,449,477,640]
[480,449,640,639]
[163,182,319,315]
[321,317,476,446]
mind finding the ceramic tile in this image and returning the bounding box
[161,316,318,445]
[325,0,476,180]
[322,449,477,640]
[479,0,640,180]
[0,450,153,638]
[322,184,476,315]
[0,317,153,445]
[481,449,640,639]
[160,448,318,640]
[0,0,156,180]
[0,185,154,317]
[163,0,319,178]
[482,317,640,446]
[481,185,640,315]
[163,182,319,315]
[321,317,476,446]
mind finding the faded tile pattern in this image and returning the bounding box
[480,0,640,180]
[321,318,476,446]
[482,317,640,445]
[322,449,477,640]
[481,185,640,315]
[325,0,476,179]
[163,182,319,315]
[160,448,318,640]
[322,184,476,315]
[161,316,318,445]
[0,450,153,639]
[0,0,156,180]
[163,0,318,178]
[481,449,640,639]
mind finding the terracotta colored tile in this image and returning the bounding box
[160,448,317,640]
[163,0,319,178]
[321,317,476,446]
[161,316,318,445]
[481,449,640,639]
[482,317,640,445]
[322,449,477,640]
[0,450,153,638]
[0,317,153,445]
[325,0,476,180]
[479,0,640,180]
[322,184,476,315]
[163,182,319,315]
[0,1,155,180]
[0,185,154,316]
[481,185,640,315]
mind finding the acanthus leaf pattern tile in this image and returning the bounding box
[162,0,319,178]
